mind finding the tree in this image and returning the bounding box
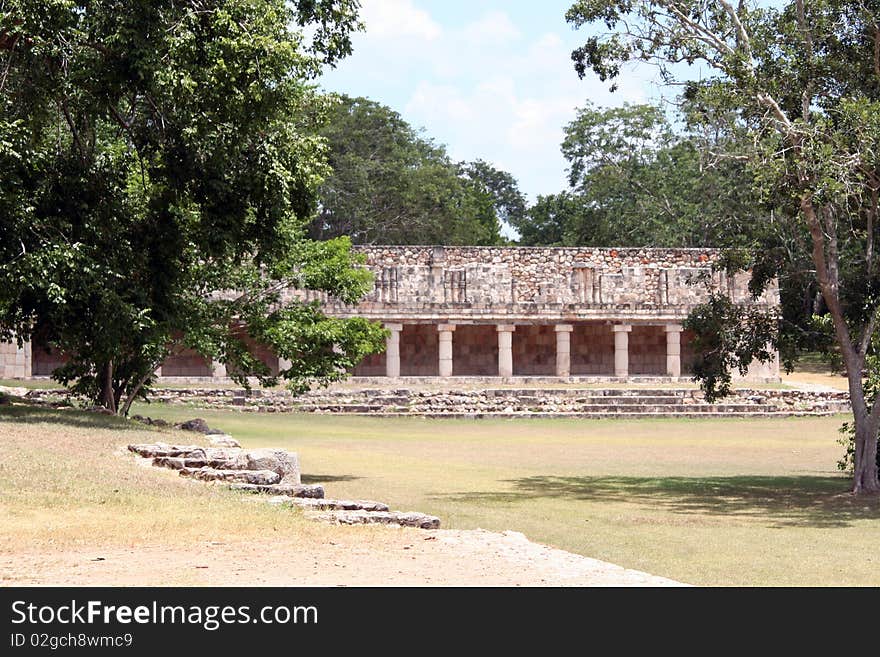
[309,94,509,245]
[567,0,880,493]
[514,192,605,246]
[0,0,386,415]
[459,159,528,238]
[514,101,765,248]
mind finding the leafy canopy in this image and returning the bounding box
[566,0,880,492]
[310,94,519,246]
[0,0,385,413]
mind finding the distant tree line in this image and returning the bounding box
[310,95,525,246]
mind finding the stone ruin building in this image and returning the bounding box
[0,246,781,383]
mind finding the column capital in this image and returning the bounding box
[383,322,403,332]
[611,323,632,333]
[437,323,456,332]
[664,323,684,333]
[496,324,516,333]
[554,324,574,333]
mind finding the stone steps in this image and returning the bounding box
[180,467,281,485]
[271,497,391,512]
[229,483,325,498]
[288,387,850,418]
[305,510,441,529]
[128,438,441,530]
[338,410,843,419]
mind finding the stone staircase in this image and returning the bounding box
[127,440,440,529]
[291,387,851,419]
[24,385,852,418]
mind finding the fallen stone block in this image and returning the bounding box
[180,467,281,485]
[152,456,214,470]
[174,418,212,433]
[286,498,390,512]
[128,443,207,459]
[308,510,440,529]
[207,434,241,448]
[212,449,300,484]
[228,483,325,499]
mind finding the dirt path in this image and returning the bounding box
[1,527,684,587]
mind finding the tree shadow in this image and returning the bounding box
[435,475,880,528]
[301,474,362,484]
[0,404,134,430]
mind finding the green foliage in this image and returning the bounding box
[684,293,778,402]
[516,101,768,248]
[565,0,880,387]
[310,95,514,245]
[0,0,385,413]
[566,1,880,491]
[514,192,608,246]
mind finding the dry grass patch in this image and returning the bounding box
[0,405,409,586]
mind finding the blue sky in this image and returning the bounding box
[318,0,664,203]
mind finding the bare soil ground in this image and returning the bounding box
[1,528,682,587]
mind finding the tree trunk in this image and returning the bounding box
[839,350,880,494]
[100,360,117,414]
[119,364,156,417]
[802,197,880,494]
[852,411,880,494]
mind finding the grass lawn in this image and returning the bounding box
[0,404,412,586]
[126,403,880,586]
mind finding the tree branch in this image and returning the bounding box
[717,0,753,61]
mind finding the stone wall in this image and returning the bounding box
[162,348,212,377]
[32,344,65,376]
[512,325,556,376]
[570,324,615,375]
[399,324,439,376]
[326,246,779,321]
[630,325,667,375]
[0,340,30,379]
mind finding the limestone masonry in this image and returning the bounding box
[1,246,781,382]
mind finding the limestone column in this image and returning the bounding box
[20,339,32,378]
[384,323,402,378]
[554,324,573,377]
[212,359,227,380]
[612,324,632,379]
[437,324,456,377]
[278,357,293,371]
[664,324,683,378]
[497,325,516,378]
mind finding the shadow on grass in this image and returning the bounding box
[436,475,880,528]
[0,403,134,430]
[301,474,362,484]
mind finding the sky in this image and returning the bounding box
[317,0,666,204]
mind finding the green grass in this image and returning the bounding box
[0,403,370,586]
[0,378,65,389]
[130,403,880,586]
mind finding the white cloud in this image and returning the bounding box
[322,2,657,200]
[460,10,521,44]
[359,0,442,41]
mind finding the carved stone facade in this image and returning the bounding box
[0,246,781,382]
[333,246,779,381]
